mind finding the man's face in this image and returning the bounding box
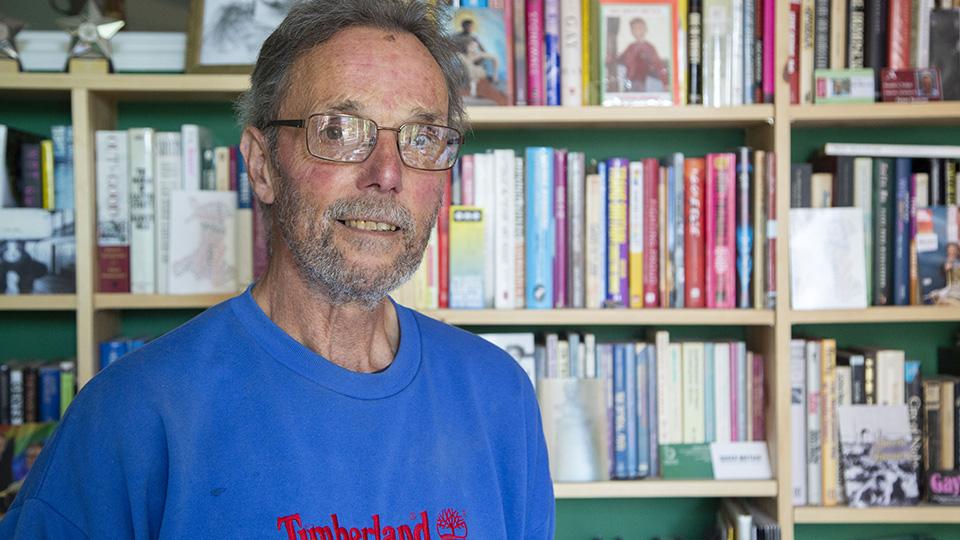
[270,27,448,306]
[631,20,646,41]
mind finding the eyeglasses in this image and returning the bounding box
[266,113,463,171]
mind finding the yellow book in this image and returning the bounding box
[628,162,644,307]
[581,0,592,106]
[821,338,839,506]
[40,139,54,210]
[677,0,688,106]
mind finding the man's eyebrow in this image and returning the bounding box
[408,108,446,125]
[324,100,363,115]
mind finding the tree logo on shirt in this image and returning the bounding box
[436,508,468,539]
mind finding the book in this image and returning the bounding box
[526,0,546,105]
[167,190,237,294]
[703,0,734,106]
[128,128,156,294]
[628,161,645,308]
[930,8,960,101]
[567,152,586,308]
[180,124,211,191]
[525,147,554,309]
[806,339,823,505]
[917,206,960,304]
[154,132,182,295]
[449,206,486,309]
[545,0,562,105]
[50,125,73,211]
[642,158,660,307]
[706,153,736,308]
[451,7,512,106]
[0,208,76,294]
[600,0,679,106]
[95,131,130,293]
[494,149,518,309]
[561,0,584,106]
[685,157,706,307]
[838,404,921,507]
[789,207,868,310]
[554,149,568,308]
[791,340,808,505]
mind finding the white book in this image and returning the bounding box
[915,0,934,68]
[730,0,744,106]
[853,157,873,299]
[714,342,732,442]
[168,190,237,294]
[628,161,644,308]
[95,131,129,249]
[837,365,853,406]
[790,208,868,310]
[703,0,733,106]
[153,132,182,295]
[567,152,586,308]
[791,339,808,506]
[584,333,597,378]
[180,124,212,191]
[559,0,583,106]
[494,149,517,309]
[806,340,823,506]
[514,156,526,308]
[473,152,496,308]
[876,349,906,406]
[655,331,676,444]
[128,128,156,294]
[824,142,960,159]
[682,342,706,444]
[800,0,816,104]
[585,173,605,309]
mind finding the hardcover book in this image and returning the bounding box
[838,404,921,507]
[600,0,679,106]
[917,206,960,304]
[450,8,512,106]
[930,8,960,100]
[167,190,237,295]
[0,208,75,294]
[789,207,868,310]
[449,206,486,309]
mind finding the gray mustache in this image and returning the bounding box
[325,198,415,230]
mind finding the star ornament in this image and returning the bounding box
[0,14,25,62]
[57,0,125,60]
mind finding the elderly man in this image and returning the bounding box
[0,1,554,538]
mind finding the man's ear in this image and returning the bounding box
[240,126,277,206]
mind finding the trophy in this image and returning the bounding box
[58,0,124,74]
[0,14,24,73]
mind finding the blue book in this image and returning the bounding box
[736,147,754,308]
[893,158,912,305]
[51,125,74,210]
[127,337,147,352]
[525,147,556,308]
[99,340,128,371]
[598,343,616,478]
[646,342,659,476]
[38,365,61,422]
[704,343,716,442]
[605,158,630,307]
[623,343,638,478]
[672,153,686,308]
[459,0,487,6]
[636,343,650,477]
[237,148,251,209]
[544,0,562,105]
[613,343,628,478]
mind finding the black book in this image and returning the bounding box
[791,163,812,208]
[21,364,37,423]
[923,379,941,474]
[812,154,856,207]
[930,9,960,100]
[873,158,894,306]
[864,0,888,99]
[688,0,703,105]
[930,158,944,206]
[1,127,43,208]
[0,364,8,425]
[847,0,867,68]
[815,0,831,69]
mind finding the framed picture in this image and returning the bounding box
[186,0,296,73]
[599,0,678,106]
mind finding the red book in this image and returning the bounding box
[887,0,912,69]
[252,198,268,280]
[525,0,546,106]
[762,0,776,103]
[642,158,660,307]
[752,352,766,441]
[684,158,706,308]
[98,246,130,292]
[228,146,239,191]
[553,149,568,308]
[438,170,452,308]
[502,0,516,106]
[764,151,776,308]
[788,1,801,104]
[706,153,737,308]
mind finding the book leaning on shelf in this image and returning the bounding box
[95,127,258,295]
[396,145,776,311]
[0,124,76,295]
[483,329,767,482]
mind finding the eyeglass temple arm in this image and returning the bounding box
[264,119,305,128]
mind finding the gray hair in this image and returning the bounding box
[236,0,466,138]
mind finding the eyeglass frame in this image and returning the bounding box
[264,113,464,172]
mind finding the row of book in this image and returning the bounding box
[789,143,960,309]
[398,147,777,311]
[713,499,780,540]
[0,361,76,425]
[99,336,148,372]
[95,127,261,295]
[479,331,766,481]
[0,124,74,210]
[447,0,777,108]
[791,338,960,507]
[786,2,960,103]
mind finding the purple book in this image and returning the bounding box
[525,0,545,106]
[762,0,776,102]
[606,157,630,307]
[554,149,568,308]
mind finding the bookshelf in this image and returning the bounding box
[1,2,959,538]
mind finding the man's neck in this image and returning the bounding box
[250,251,400,374]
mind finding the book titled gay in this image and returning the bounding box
[838,404,920,507]
[167,190,237,294]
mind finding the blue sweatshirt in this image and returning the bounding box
[0,290,554,539]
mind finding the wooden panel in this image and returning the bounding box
[789,103,960,127]
[794,506,960,524]
[95,293,235,310]
[789,307,960,324]
[554,480,778,499]
[0,295,77,310]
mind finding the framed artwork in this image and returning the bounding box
[186,0,296,73]
[599,0,678,106]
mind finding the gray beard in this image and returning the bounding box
[273,181,440,310]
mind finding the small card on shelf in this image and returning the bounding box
[880,67,944,103]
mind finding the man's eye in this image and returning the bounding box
[323,126,343,140]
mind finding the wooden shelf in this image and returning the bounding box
[555,480,778,499]
[0,295,77,311]
[417,308,774,326]
[95,293,234,310]
[789,102,960,127]
[789,307,960,324]
[467,104,775,128]
[794,505,960,524]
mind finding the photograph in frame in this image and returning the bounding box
[187,0,297,73]
[600,0,677,106]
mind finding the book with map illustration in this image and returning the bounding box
[167,190,237,294]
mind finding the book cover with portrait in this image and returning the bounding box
[599,0,679,106]
[448,7,511,106]
[0,208,75,295]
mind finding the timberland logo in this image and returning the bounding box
[277,509,469,540]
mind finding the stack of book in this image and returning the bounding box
[0,124,76,295]
[397,146,776,311]
[95,127,259,295]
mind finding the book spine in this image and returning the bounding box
[213,146,230,192]
[38,366,60,422]
[153,132,182,295]
[567,152,585,308]
[585,172,604,308]
[800,0,816,103]
[820,338,839,506]
[460,154,475,205]
[742,0,755,104]
[544,0,561,106]
[514,158,526,308]
[814,0,831,68]
[887,0,912,69]
[702,0,733,106]
[705,154,718,307]
[914,0,933,68]
[764,151,777,308]
[606,158,629,307]
[752,352,765,440]
[643,158,660,307]
[736,147,754,308]
[553,150,568,307]
[22,365,37,423]
[893,158,912,305]
[729,343,740,441]
[923,379,941,474]
[830,0,848,68]
[59,360,76,418]
[128,128,156,294]
[526,0,546,106]
[614,343,627,478]
[0,364,8,425]
[95,131,131,293]
[689,0,704,104]
[874,158,893,305]
[851,355,866,403]
[714,342,732,442]
[847,0,866,67]
[494,150,518,309]
[806,340,823,505]
[513,0,527,105]
[905,360,924,486]
[646,343,659,475]
[659,168,668,307]
[560,0,583,106]
[788,1,802,104]
[762,0,775,102]
[525,147,555,308]
[625,344,639,478]
[791,340,808,505]
[628,161,645,308]
[682,343,706,443]
[180,125,201,191]
[636,344,650,476]
[714,153,737,308]
[751,151,765,310]
[655,331,675,444]
[40,140,54,209]
[685,158,706,307]
[665,164,677,307]
[737,342,748,441]
[477,154,497,308]
[9,367,23,425]
[864,0,888,96]
[672,153,686,309]
[51,125,74,210]
[909,174,919,305]
[731,0,745,105]
[955,380,960,472]
[864,351,877,404]
[941,379,955,470]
